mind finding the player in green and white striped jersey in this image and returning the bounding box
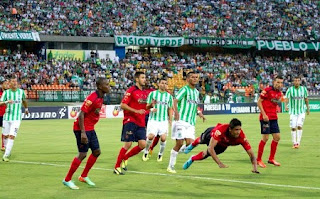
[0,76,29,161]
[142,78,173,162]
[285,76,309,149]
[167,72,206,173]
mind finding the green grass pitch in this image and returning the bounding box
[1,113,320,198]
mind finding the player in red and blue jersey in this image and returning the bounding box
[62,78,110,190]
[182,118,259,174]
[114,71,148,175]
[257,75,284,168]
[0,80,9,151]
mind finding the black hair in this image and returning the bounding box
[187,71,197,78]
[158,77,168,82]
[293,76,301,80]
[96,77,108,87]
[275,75,283,80]
[229,118,242,129]
[134,71,145,79]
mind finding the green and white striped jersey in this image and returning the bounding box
[147,90,173,122]
[0,89,26,121]
[285,86,308,115]
[175,85,199,126]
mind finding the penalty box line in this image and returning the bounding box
[10,160,320,191]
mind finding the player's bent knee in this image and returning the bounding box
[297,126,302,130]
[8,135,15,140]
[291,128,296,131]
[147,134,155,140]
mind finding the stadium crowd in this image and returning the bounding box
[1,50,320,102]
[0,0,319,40]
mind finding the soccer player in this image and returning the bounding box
[257,75,284,168]
[142,78,173,162]
[167,71,206,173]
[182,119,259,173]
[285,76,309,148]
[0,76,29,162]
[62,78,110,190]
[0,80,9,151]
[114,72,148,175]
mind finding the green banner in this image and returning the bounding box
[257,40,320,51]
[115,36,184,47]
[282,100,320,112]
[0,31,40,41]
[186,37,254,48]
[38,91,92,102]
[46,49,85,61]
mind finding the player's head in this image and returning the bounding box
[186,71,199,87]
[158,77,168,92]
[2,80,9,90]
[134,71,146,87]
[229,118,242,138]
[273,75,284,91]
[293,76,301,88]
[9,75,18,90]
[96,78,110,94]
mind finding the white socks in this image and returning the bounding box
[168,149,178,168]
[291,131,297,145]
[297,130,303,145]
[4,139,14,157]
[159,141,166,156]
[144,138,152,154]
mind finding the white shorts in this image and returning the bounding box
[146,120,169,137]
[2,120,21,137]
[290,113,305,128]
[171,120,195,140]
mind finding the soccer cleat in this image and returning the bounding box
[268,159,281,166]
[2,155,9,162]
[167,166,176,174]
[121,160,128,171]
[142,153,149,161]
[113,167,125,175]
[257,160,266,168]
[184,144,195,154]
[62,180,79,190]
[295,144,300,149]
[1,147,5,151]
[178,144,186,153]
[148,149,153,158]
[78,176,95,186]
[157,155,162,162]
[182,158,193,170]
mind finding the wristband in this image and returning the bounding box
[197,110,201,114]
[150,108,155,112]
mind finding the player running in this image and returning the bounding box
[0,76,29,162]
[183,118,259,173]
[142,77,173,162]
[62,78,110,189]
[285,76,309,149]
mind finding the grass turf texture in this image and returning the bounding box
[1,113,319,198]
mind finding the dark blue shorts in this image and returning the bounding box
[74,130,100,153]
[200,126,215,145]
[121,122,146,142]
[145,114,149,126]
[0,116,3,127]
[260,120,280,134]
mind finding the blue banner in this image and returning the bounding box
[203,103,261,115]
[22,106,68,120]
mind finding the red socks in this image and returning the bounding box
[269,140,278,160]
[115,147,128,168]
[191,151,204,161]
[65,157,82,182]
[192,137,200,147]
[81,154,98,177]
[149,136,159,150]
[257,140,266,161]
[124,145,142,160]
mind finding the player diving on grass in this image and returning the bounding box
[183,118,259,174]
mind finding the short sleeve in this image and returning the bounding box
[175,87,187,101]
[122,88,134,105]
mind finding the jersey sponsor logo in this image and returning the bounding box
[138,98,147,104]
[292,96,304,100]
[156,101,168,106]
[85,100,92,108]
[187,99,198,104]
[215,130,221,136]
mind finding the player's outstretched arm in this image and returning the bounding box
[246,149,260,174]
[208,138,228,168]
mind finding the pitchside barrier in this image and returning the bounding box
[21,101,320,120]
